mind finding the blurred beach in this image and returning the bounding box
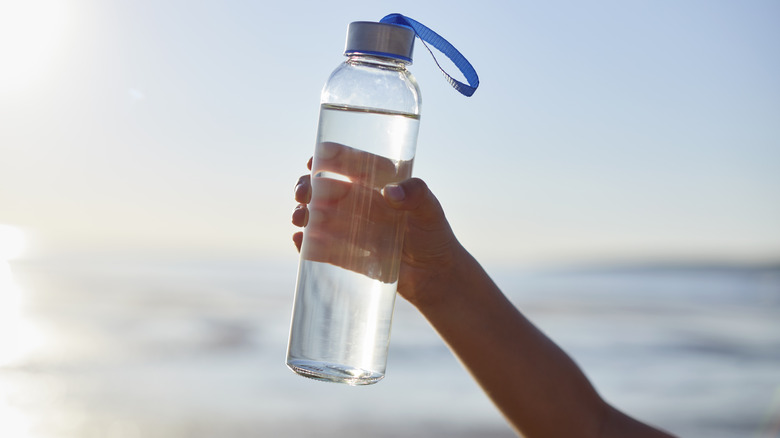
[1,256,778,438]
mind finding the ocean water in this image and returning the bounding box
[1,256,779,438]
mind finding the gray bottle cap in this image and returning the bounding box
[344,21,415,63]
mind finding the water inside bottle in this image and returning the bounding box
[287,104,419,385]
[287,261,399,385]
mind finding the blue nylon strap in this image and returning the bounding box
[380,13,479,97]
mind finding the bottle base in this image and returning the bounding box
[286,359,384,386]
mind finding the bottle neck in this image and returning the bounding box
[346,54,409,71]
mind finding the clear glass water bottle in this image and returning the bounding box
[286,20,421,385]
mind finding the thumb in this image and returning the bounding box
[383,178,447,228]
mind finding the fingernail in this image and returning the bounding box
[292,205,305,222]
[383,184,405,203]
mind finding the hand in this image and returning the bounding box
[292,143,462,306]
[293,144,677,438]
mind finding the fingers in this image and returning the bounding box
[314,142,401,188]
[293,161,312,253]
[292,231,303,253]
[307,183,400,242]
[292,204,308,227]
[302,228,401,283]
[294,174,311,204]
[310,175,351,206]
[292,151,415,284]
[383,178,446,230]
[292,171,401,275]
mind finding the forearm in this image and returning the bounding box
[411,247,673,437]
[293,170,675,437]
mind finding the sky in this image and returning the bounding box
[1,0,779,268]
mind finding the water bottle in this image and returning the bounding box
[287,14,479,385]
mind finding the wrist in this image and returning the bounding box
[406,242,476,311]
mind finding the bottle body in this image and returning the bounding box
[287,55,421,385]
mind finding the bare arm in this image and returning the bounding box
[381,179,674,437]
[408,245,673,437]
[292,161,675,437]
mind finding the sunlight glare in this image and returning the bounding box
[0,0,69,94]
